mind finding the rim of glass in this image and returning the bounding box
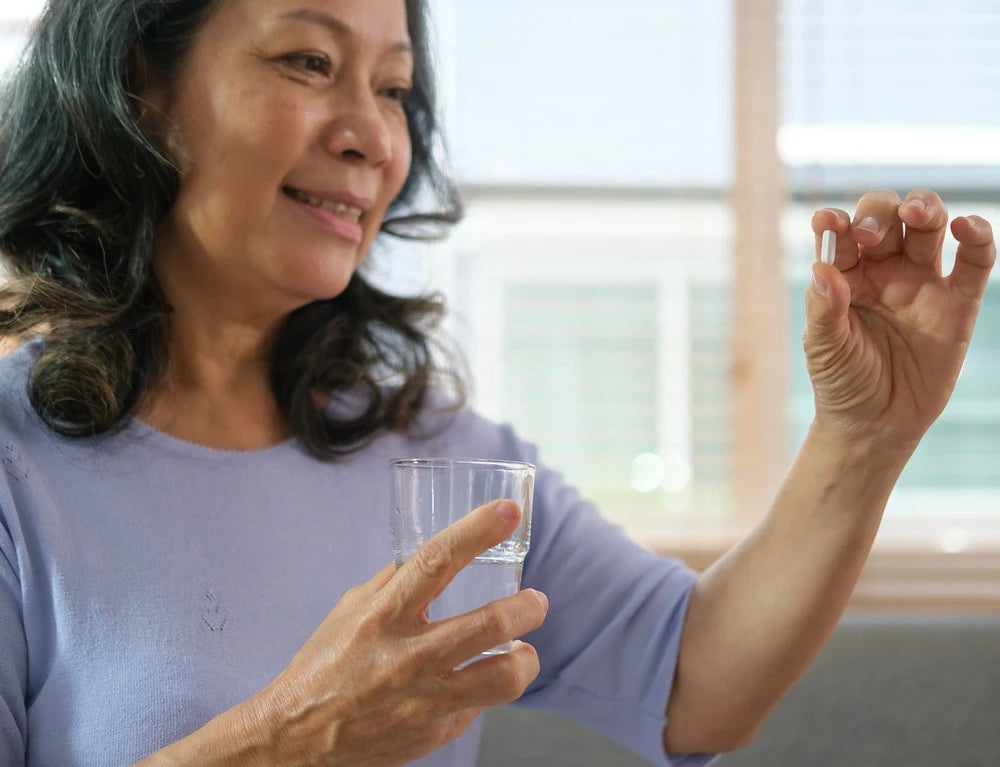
[390,457,535,472]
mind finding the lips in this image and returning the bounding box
[282,186,364,222]
[282,185,371,243]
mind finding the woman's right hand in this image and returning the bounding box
[139,499,548,767]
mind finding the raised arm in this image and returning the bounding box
[663,189,996,754]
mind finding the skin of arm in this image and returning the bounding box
[132,699,272,767]
[664,419,912,753]
[663,189,996,755]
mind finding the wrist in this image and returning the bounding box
[229,691,281,766]
[133,695,277,767]
[808,414,919,469]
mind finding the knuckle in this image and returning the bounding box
[855,189,902,217]
[396,695,432,725]
[495,662,529,701]
[857,189,899,209]
[339,583,366,607]
[368,587,402,619]
[412,540,455,581]
[513,590,547,631]
[352,603,384,633]
[478,605,513,640]
[347,607,393,650]
[529,604,547,631]
[529,589,549,619]
[828,209,850,228]
[816,206,846,221]
[402,635,438,668]
[908,186,940,204]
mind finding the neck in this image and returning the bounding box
[138,301,292,452]
[138,229,305,450]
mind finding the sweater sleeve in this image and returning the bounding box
[502,427,716,767]
[0,506,27,767]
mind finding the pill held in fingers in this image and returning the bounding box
[820,230,836,265]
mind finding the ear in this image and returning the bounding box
[125,46,186,166]
[126,46,168,131]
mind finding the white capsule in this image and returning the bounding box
[820,229,837,265]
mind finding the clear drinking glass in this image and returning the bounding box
[390,458,534,656]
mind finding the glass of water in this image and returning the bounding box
[390,458,534,657]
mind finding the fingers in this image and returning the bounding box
[366,562,398,591]
[808,207,858,329]
[385,499,522,619]
[814,190,953,271]
[898,189,948,267]
[425,588,549,670]
[949,215,996,301]
[444,641,542,708]
[805,261,851,341]
[811,208,859,270]
[850,189,903,260]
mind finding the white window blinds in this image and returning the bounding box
[447,0,733,188]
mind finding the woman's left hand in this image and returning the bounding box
[805,188,996,447]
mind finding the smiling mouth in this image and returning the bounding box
[282,187,363,222]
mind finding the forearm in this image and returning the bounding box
[665,419,914,753]
[132,693,275,767]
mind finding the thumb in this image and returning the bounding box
[804,262,850,348]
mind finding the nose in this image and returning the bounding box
[322,85,394,167]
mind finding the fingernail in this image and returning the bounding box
[812,272,827,294]
[494,500,519,522]
[965,214,979,227]
[906,198,926,212]
[535,590,549,610]
[855,216,880,233]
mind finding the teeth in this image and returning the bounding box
[286,188,363,222]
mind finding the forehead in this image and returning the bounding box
[207,0,412,50]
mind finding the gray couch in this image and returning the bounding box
[477,612,1000,766]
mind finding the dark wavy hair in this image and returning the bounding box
[0,0,464,456]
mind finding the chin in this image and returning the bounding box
[286,283,351,308]
[282,249,363,303]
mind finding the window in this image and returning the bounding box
[448,198,733,533]
[445,0,732,188]
[430,0,1000,606]
[3,1,998,605]
[0,3,36,77]
[778,0,1000,555]
[434,1,739,538]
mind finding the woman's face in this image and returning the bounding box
[144,0,414,320]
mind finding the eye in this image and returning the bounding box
[283,53,332,77]
[381,86,413,105]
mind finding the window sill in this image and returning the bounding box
[631,519,1000,611]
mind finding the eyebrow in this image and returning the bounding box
[279,8,413,56]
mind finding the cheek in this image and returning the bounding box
[382,130,413,210]
[179,68,305,171]
[395,130,414,192]
[177,94,308,221]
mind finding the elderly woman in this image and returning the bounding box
[0,1,994,766]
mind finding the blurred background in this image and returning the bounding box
[3,0,999,606]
